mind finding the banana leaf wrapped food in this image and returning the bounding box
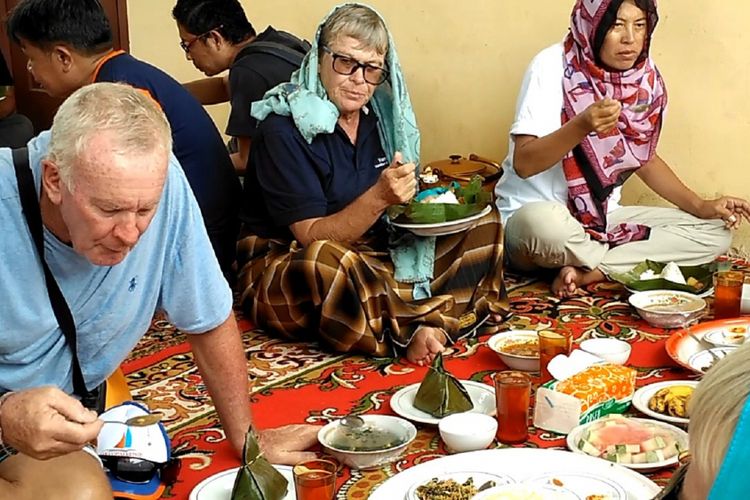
[231,427,288,500]
[413,352,474,418]
[609,260,716,295]
[387,176,491,224]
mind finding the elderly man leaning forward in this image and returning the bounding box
[0,83,317,500]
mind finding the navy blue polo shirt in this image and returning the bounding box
[241,109,388,240]
[95,52,241,274]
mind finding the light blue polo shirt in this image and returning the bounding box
[0,132,233,393]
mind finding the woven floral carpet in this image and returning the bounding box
[123,262,744,499]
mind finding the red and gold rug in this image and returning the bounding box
[123,268,725,499]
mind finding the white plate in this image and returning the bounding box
[405,471,514,500]
[189,465,294,500]
[632,380,698,425]
[687,347,737,373]
[566,417,689,472]
[369,449,659,500]
[390,380,496,425]
[703,325,750,347]
[391,205,492,236]
[525,471,628,500]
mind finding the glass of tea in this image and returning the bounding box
[714,271,744,319]
[293,458,337,500]
[493,370,531,444]
[538,330,572,384]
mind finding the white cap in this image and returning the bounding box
[96,402,170,464]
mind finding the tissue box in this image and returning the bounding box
[534,363,636,435]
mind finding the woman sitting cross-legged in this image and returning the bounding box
[496,0,750,298]
[236,3,508,366]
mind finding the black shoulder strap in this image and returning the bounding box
[239,39,310,68]
[12,148,89,397]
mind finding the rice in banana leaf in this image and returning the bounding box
[413,352,474,418]
[610,260,716,295]
[388,176,491,224]
[231,427,288,500]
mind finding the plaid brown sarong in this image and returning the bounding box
[236,209,509,357]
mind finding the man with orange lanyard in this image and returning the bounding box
[8,0,242,284]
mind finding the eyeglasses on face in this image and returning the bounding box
[321,46,388,85]
[179,25,223,53]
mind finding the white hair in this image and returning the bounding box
[319,4,388,56]
[688,341,750,488]
[47,82,172,189]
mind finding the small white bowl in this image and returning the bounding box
[438,412,497,453]
[318,414,416,470]
[487,330,540,372]
[579,338,632,365]
[628,290,706,329]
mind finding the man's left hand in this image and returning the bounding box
[257,424,320,465]
[698,196,750,229]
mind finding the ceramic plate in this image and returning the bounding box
[391,205,492,237]
[703,324,750,347]
[473,483,579,500]
[189,466,294,500]
[666,318,750,374]
[632,380,698,425]
[369,449,659,500]
[687,347,737,373]
[404,471,514,500]
[390,380,496,425]
[525,472,628,500]
[566,417,688,472]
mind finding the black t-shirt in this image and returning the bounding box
[0,51,14,86]
[241,110,388,240]
[226,26,308,139]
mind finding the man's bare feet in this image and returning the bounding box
[406,326,447,366]
[551,266,605,298]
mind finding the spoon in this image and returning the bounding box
[100,413,163,427]
[340,415,366,431]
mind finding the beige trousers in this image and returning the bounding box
[504,201,732,276]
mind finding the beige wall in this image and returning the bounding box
[129,1,750,252]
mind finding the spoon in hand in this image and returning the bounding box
[100,413,163,427]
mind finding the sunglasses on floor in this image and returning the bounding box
[103,456,181,485]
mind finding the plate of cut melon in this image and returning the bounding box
[567,414,688,472]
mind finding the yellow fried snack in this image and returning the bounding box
[648,385,693,418]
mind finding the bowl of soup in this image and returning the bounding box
[318,414,416,470]
[487,330,540,372]
[628,290,706,329]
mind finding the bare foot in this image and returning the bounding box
[551,266,605,298]
[406,326,447,366]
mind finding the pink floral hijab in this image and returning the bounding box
[562,0,666,246]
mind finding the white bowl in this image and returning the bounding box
[579,338,632,365]
[487,330,540,372]
[438,412,498,453]
[628,290,706,329]
[318,415,416,470]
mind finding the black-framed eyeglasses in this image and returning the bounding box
[179,25,222,53]
[102,456,181,485]
[322,46,388,85]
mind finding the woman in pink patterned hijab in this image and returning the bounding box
[562,0,665,246]
[497,0,750,298]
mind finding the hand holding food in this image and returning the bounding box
[581,98,622,134]
[378,151,417,205]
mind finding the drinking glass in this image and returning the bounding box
[538,330,572,384]
[714,271,743,319]
[293,458,337,500]
[493,370,531,444]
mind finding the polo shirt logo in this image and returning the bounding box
[128,276,138,292]
[374,156,388,169]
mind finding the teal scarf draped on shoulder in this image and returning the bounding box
[251,2,434,299]
[708,393,750,499]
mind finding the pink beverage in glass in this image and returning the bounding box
[493,371,531,444]
[538,330,572,384]
[293,459,337,500]
[714,271,744,319]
